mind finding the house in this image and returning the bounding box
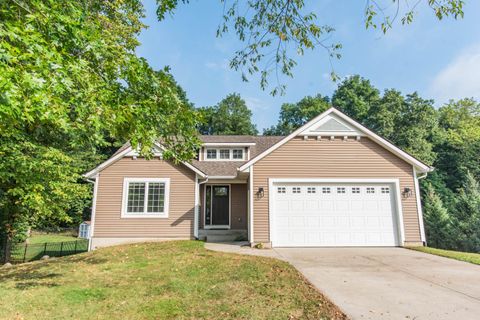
[84,108,432,250]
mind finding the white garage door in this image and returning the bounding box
[272,183,400,247]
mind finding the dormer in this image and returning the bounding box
[199,142,256,161]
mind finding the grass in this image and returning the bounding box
[28,233,77,244]
[410,246,480,265]
[0,241,346,320]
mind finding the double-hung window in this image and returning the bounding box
[122,178,170,218]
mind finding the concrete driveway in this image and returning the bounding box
[205,243,480,319]
[274,247,480,320]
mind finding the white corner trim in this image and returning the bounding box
[238,108,432,173]
[413,168,427,244]
[88,173,99,251]
[268,178,405,247]
[194,174,199,239]
[121,178,170,218]
[249,166,254,244]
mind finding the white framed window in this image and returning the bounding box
[381,187,390,194]
[206,149,217,159]
[322,187,331,194]
[307,187,316,194]
[292,187,301,194]
[366,187,375,194]
[219,149,230,159]
[337,187,346,194]
[232,149,244,160]
[352,187,360,194]
[122,178,170,218]
[277,187,286,194]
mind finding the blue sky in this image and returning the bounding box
[137,1,480,131]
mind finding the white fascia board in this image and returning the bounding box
[84,143,207,179]
[239,107,432,173]
[203,142,256,146]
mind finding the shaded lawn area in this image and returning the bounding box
[0,241,347,320]
[410,246,480,265]
[28,233,77,244]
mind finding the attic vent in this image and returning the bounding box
[313,118,353,132]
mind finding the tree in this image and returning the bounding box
[198,93,258,135]
[263,94,330,135]
[451,172,480,252]
[157,0,464,94]
[332,76,380,122]
[422,183,453,249]
[0,0,200,257]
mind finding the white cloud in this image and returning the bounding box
[429,44,480,103]
[244,96,268,112]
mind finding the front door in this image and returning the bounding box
[205,185,230,228]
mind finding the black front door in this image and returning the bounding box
[205,185,230,227]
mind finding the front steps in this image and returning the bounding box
[199,229,248,242]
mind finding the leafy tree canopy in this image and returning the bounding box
[198,93,258,135]
[263,94,330,135]
[157,0,464,95]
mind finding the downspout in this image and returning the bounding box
[414,169,429,246]
[85,173,99,251]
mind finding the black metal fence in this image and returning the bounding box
[9,239,89,264]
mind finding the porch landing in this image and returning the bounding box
[198,229,248,243]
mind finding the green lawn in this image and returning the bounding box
[410,246,480,265]
[28,233,77,244]
[0,241,346,320]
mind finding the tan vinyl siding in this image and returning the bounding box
[253,137,421,243]
[199,184,248,230]
[94,158,195,238]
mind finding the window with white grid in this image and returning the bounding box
[292,187,301,193]
[122,178,170,218]
[381,187,390,194]
[307,187,316,194]
[232,149,244,159]
[352,187,360,194]
[337,187,346,194]
[219,149,230,159]
[277,187,286,194]
[322,187,331,194]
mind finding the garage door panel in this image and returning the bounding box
[273,183,399,247]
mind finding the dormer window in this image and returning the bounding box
[206,149,217,159]
[232,149,243,159]
[204,147,246,161]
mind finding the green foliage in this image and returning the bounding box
[422,183,453,249]
[451,172,480,253]
[264,94,330,135]
[157,1,463,95]
[198,93,258,135]
[0,0,200,249]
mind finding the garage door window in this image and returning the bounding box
[381,187,390,194]
[337,187,346,194]
[277,187,286,194]
[366,187,375,194]
[352,187,360,194]
[307,187,316,194]
[292,187,301,193]
[322,187,331,193]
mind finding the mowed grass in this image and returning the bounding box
[28,233,77,244]
[410,246,480,265]
[0,241,346,320]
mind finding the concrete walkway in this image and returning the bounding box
[205,243,480,320]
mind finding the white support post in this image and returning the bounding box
[413,169,427,245]
[194,174,199,239]
[88,173,99,251]
[248,167,254,244]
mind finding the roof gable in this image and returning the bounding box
[238,108,432,173]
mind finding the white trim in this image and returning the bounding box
[203,184,231,229]
[121,178,170,218]
[268,178,405,247]
[84,144,207,179]
[208,176,238,179]
[413,168,427,244]
[203,147,246,161]
[238,108,432,173]
[202,142,256,146]
[248,166,254,243]
[88,173,99,251]
[194,174,200,239]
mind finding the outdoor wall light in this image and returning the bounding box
[403,187,413,198]
[257,187,265,198]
